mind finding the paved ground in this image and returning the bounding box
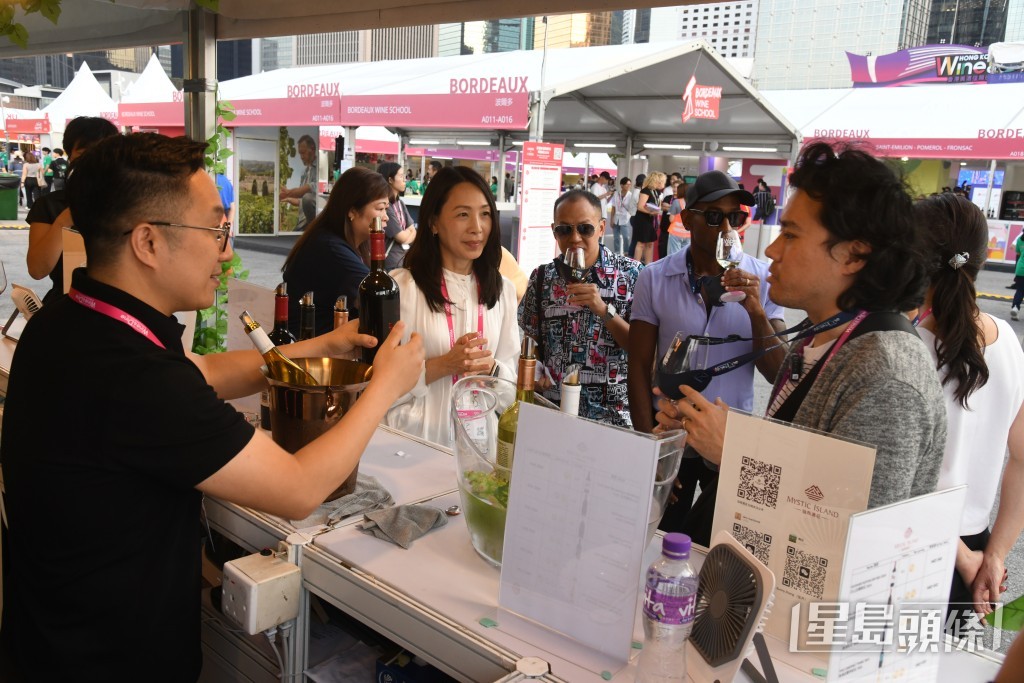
[0,224,1021,654]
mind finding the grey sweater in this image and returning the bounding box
[788,330,947,508]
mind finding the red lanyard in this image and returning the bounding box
[439,272,485,385]
[69,288,167,350]
[768,310,868,411]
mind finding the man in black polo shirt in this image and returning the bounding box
[0,133,425,682]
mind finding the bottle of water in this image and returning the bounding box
[636,533,699,683]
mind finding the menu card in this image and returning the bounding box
[498,403,660,674]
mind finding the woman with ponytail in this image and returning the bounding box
[914,193,1024,630]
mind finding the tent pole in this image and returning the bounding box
[983,159,997,218]
[398,134,407,171]
[535,16,549,141]
[623,136,634,180]
[183,7,217,145]
[497,134,507,202]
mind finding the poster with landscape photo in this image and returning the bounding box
[236,137,277,235]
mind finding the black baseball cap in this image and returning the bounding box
[685,170,755,206]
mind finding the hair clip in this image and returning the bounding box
[948,252,969,270]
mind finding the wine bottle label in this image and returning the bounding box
[370,231,386,261]
[246,327,274,355]
[642,585,696,625]
[496,438,514,471]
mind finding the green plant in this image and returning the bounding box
[193,95,248,354]
[0,0,219,49]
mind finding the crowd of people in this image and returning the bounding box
[0,127,1022,680]
[1,145,70,211]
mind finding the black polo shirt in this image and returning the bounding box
[0,269,254,682]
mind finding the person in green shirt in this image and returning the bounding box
[1012,233,1024,320]
[0,149,8,173]
[40,146,53,195]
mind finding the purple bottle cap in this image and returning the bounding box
[662,533,692,558]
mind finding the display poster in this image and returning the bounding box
[517,142,563,277]
[823,487,966,682]
[236,126,320,235]
[498,403,658,674]
[711,412,876,646]
[986,220,1023,263]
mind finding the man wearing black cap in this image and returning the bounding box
[628,169,788,542]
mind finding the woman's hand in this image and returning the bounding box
[654,385,729,464]
[428,333,494,383]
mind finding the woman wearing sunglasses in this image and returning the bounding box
[384,166,520,447]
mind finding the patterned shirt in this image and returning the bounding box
[518,245,644,428]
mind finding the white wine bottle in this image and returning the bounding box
[240,310,319,386]
[496,336,536,479]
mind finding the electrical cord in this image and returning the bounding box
[279,621,294,682]
[264,626,286,683]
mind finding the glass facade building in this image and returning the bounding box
[927,0,1010,46]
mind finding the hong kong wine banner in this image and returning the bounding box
[711,412,876,647]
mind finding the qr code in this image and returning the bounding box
[731,523,772,565]
[782,545,828,599]
[737,456,782,508]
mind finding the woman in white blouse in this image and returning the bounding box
[385,166,520,447]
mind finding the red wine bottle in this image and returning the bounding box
[298,291,316,341]
[269,283,297,347]
[358,217,400,364]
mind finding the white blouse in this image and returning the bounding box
[385,267,520,447]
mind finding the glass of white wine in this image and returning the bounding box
[715,229,746,303]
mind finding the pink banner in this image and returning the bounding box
[225,96,342,127]
[319,134,399,155]
[118,102,184,127]
[6,117,50,134]
[807,135,1024,160]
[340,92,529,129]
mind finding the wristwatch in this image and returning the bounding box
[602,303,618,322]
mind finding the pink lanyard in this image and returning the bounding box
[69,288,167,349]
[768,310,868,411]
[439,273,485,385]
[393,201,406,230]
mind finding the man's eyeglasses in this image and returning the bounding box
[124,221,232,253]
[689,209,748,228]
[553,223,597,238]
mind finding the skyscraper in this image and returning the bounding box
[751,0,930,89]
[647,2,758,58]
[1008,0,1024,41]
[534,12,616,49]
[927,0,1010,46]
[439,19,535,56]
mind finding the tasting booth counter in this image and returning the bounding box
[0,339,1007,682]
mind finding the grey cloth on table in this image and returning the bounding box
[358,505,448,549]
[289,473,394,528]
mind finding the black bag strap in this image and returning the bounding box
[770,311,918,424]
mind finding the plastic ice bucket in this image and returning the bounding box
[260,357,373,501]
[450,375,685,567]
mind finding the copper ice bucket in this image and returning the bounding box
[260,357,373,501]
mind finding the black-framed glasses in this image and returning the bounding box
[689,208,748,228]
[125,221,232,252]
[553,223,597,238]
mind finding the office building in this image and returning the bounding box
[927,0,1009,46]
[751,0,930,89]
[534,12,616,49]
[439,19,534,56]
[644,2,757,58]
[1009,0,1024,41]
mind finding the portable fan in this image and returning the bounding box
[687,530,776,683]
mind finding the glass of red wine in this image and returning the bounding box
[564,247,586,284]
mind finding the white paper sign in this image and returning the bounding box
[517,141,564,277]
[712,412,877,646]
[824,487,966,682]
[498,403,658,671]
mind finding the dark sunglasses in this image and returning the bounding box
[553,223,598,238]
[689,208,749,228]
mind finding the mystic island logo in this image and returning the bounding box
[804,485,824,502]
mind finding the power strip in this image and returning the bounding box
[222,550,301,635]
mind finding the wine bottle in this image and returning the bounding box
[333,295,349,330]
[496,336,537,478]
[298,291,316,341]
[559,364,581,416]
[357,216,401,364]
[240,310,319,386]
[269,283,297,346]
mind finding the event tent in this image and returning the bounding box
[216,41,799,158]
[763,84,1024,160]
[40,62,118,131]
[122,53,179,103]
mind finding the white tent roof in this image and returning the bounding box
[40,63,117,128]
[763,85,1024,139]
[122,53,179,103]
[221,41,798,156]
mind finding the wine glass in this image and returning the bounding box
[715,229,746,303]
[564,246,586,284]
[655,332,713,400]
